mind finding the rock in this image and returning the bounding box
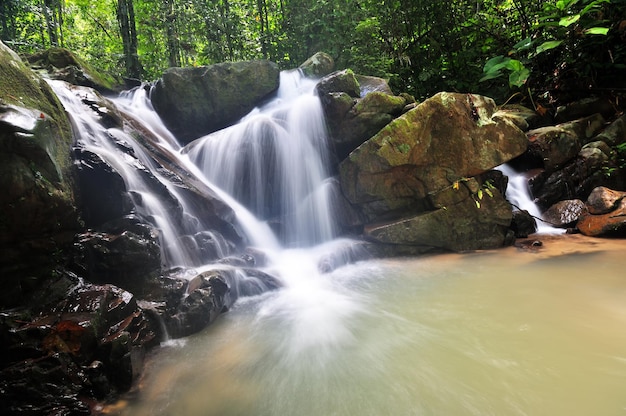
[510,210,537,238]
[522,114,606,172]
[585,186,625,214]
[543,199,588,228]
[356,75,394,96]
[26,47,124,93]
[594,113,626,146]
[363,186,514,252]
[555,97,615,123]
[0,41,80,307]
[496,104,551,131]
[339,92,527,223]
[315,69,361,98]
[578,198,626,237]
[74,227,162,297]
[326,92,407,161]
[529,141,616,209]
[167,271,230,337]
[0,278,159,413]
[299,52,335,78]
[151,60,280,143]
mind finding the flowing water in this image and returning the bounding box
[49,72,626,416]
[112,235,626,416]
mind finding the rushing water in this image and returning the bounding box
[110,235,626,416]
[51,71,626,415]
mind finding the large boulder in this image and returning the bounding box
[339,92,528,252]
[0,41,80,306]
[150,60,280,143]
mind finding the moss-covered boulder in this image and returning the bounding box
[150,60,280,143]
[0,41,79,306]
[339,92,528,252]
[26,47,123,93]
[316,71,407,163]
[299,51,335,78]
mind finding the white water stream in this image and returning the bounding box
[50,72,626,416]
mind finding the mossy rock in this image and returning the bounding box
[26,47,123,93]
[0,41,79,306]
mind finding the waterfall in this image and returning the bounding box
[184,70,338,247]
[498,164,563,234]
[49,70,361,298]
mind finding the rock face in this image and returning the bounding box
[151,60,280,143]
[339,92,528,252]
[0,41,80,306]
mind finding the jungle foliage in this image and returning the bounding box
[1,0,625,103]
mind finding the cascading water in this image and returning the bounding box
[498,164,563,234]
[51,72,626,416]
[184,70,338,247]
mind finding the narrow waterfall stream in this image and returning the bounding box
[49,73,626,416]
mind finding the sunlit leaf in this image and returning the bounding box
[536,40,563,54]
[585,27,609,35]
[477,189,484,200]
[559,14,580,27]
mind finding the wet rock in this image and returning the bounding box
[299,52,335,78]
[151,60,280,143]
[510,210,538,238]
[167,272,230,338]
[543,199,588,228]
[73,148,134,227]
[0,279,159,414]
[74,227,161,296]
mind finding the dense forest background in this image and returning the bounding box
[1,0,625,103]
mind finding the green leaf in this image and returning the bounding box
[585,27,609,35]
[536,40,563,54]
[505,59,525,72]
[559,14,580,27]
[511,37,533,53]
[509,67,530,87]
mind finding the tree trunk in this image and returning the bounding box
[117,0,142,79]
[164,0,180,67]
[42,0,58,46]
